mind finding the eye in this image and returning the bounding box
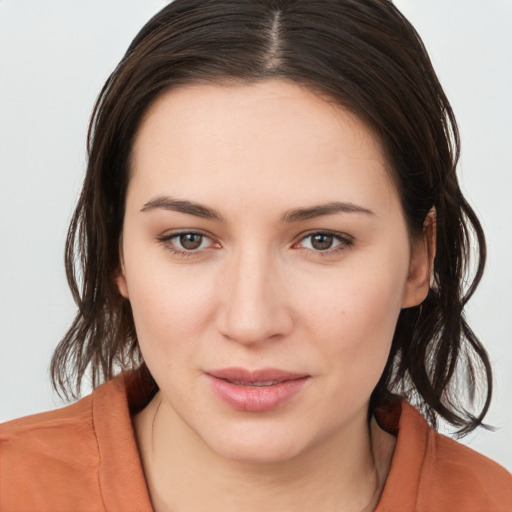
[295,231,352,253]
[158,230,219,255]
[177,232,207,251]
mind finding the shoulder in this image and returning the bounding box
[0,393,105,510]
[377,401,512,512]
[0,392,97,466]
[423,427,512,511]
[0,373,152,511]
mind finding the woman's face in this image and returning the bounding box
[118,80,430,462]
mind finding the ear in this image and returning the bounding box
[115,239,130,299]
[402,208,436,308]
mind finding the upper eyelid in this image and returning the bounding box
[157,229,352,248]
[295,230,353,242]
[292,231,353,253]
[157,230,216,250]
[158,231,218,257]
[157,228,350,237]
[158,228,214,240]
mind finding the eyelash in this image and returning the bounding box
[294,230,353,256]
[157,230,217,258]
[157,230,353,258]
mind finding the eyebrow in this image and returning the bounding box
[281,202,375,222]
[140,196,224,221]
[140,196,374,223]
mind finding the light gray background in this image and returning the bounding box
[1,1,511,470]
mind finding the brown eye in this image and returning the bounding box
[311,233,334,250]
[179,233,204,250]
[158,231,219,257]
[296,231,351,254]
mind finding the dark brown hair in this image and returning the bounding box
[51,0,491,436]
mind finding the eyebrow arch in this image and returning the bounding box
[281,202,375,222]
[140,196,224,221]
[140,197,373,223]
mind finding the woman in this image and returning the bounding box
[1,0,511,511]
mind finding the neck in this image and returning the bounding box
[133,393,395,512]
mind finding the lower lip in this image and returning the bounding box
[206,375,309,412]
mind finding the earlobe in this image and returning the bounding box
[116,273,129,299]
[402,208,436,308]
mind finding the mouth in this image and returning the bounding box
[205,368,310,412]
[223,379,285,387]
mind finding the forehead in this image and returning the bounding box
[129,80,397,214]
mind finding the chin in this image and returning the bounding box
[199,421,316,464]
[214,441,304,464]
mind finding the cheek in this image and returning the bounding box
[302,258,405,335]
[124,255,219,362]
[297,256,406,384]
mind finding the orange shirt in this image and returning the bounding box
[1,372,511,511]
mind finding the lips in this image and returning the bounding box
[205,367,310,412]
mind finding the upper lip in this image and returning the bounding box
[206,367,309,383]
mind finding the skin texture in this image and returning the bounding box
[117,80,434,511]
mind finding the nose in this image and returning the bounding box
[215,246,294,346]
